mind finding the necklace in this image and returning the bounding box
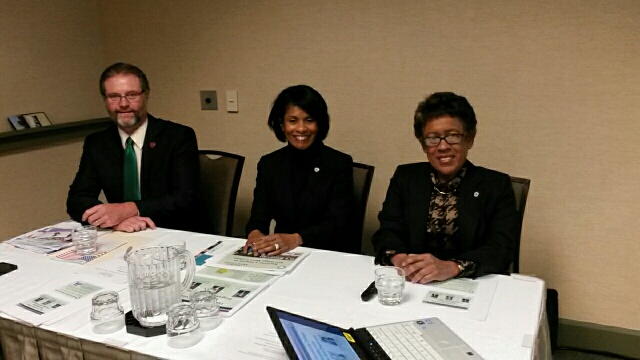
[433,183,454,195]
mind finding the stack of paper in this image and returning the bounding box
[205,246,309,275]
[5,221,112,255]
[4,221,77,254]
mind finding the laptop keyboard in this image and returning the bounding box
[368,322,445,360]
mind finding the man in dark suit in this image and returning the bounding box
[372,92,518,283]
[67,63,199,232]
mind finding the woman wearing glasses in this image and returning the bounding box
[243,85,355,256]
[372,92,518,283]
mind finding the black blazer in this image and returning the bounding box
[246,143,356,253]
[66,115,200,231]
[371,161,518,276]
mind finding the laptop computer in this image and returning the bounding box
[266,306,483,360]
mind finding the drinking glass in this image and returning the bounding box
[190,290,221,331]
[166,303,202,348]
[73,225,98,255]
[375,266,405,306]
[90,291,125,334]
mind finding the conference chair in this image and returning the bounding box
[509,177,556,349]
[510,176,531,273]
[198,150,245,236]
[352,162,375,254]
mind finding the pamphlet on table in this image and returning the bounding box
[421,276,499,321]
[186,266,279,316]
[0,273,126,326]
[204,245,309,275]
[49,237,127,265]
[4,221,111,255]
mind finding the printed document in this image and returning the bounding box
[183,275,270,317]
[186,264,279,316]
[0,273,126,326]
[49,237,126,265]
[422,276,499,320]
[205,246,309,275]
[5,221,110,254]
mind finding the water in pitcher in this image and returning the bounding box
[130,278,182,327]
[126,245,196,328]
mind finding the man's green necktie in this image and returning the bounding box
[123,137,140,201]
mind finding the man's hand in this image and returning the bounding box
[113,216,156,233]
[399,253,460,284]
[82,202,139,228]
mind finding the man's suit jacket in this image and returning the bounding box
[245,143,357,253]
[371,161,518,276]
[67,115,200,231]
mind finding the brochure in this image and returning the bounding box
[0,273,126,326]
[49,237,127,265]
[204,246,309,275]
[184,269,275,317]
[5,221,111,255]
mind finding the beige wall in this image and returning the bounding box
[0,134,98,238]
[0,0,105,130]
[1,0,638,331]
[0,1,105,237]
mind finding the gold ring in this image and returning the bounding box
[274,243,280,251]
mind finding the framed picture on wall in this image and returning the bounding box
[8,115,29,130]
[8,112,52,130]
[23,112,52,128]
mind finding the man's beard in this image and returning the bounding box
[115,112,140,130]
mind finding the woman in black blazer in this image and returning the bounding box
[372,92,518,283]
[244,85,355,255]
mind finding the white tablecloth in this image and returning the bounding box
[1,227,550,360]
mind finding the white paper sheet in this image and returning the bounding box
[235,330,287,360]
[183,275,272,317]
[0,273,126,326]
[421,275,499,321]
[49,237,127,265]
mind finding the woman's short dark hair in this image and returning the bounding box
[99,63,150,96]
[268,85,330,143]
[413,92,477,141]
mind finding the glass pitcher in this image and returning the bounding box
[126,246,195,327]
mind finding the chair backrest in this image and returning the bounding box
[352,163,375,254]
[510,176,531,273]
[198,150,245,236]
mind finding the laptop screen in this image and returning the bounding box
[276,309,360,360]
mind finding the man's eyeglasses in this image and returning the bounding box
[423,133,465,147]
[105,91,145,103]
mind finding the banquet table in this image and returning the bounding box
[0,226,551,360]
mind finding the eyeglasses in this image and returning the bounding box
[423,133,465,147]
[105,91,145,103]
